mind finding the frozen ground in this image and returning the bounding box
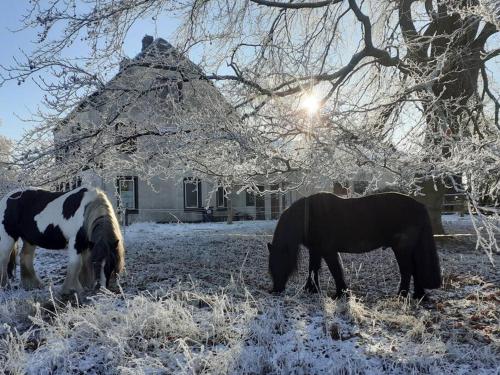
[0,215,498,374]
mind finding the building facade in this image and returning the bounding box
[55,35,399,225]
[54,35,299,224]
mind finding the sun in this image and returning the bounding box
[301,93,321,115]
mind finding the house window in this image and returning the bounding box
[184,178,202,209]
[117,176,138,210]
[216,187,227,208]
[246,190,255,206]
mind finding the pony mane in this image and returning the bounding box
[270,197,308,276]
[84,188,125,274]
[273,197,307,247]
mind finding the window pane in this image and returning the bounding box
[217,187,226,207]
[119,179,135,209]
[185,181,198,208]
[246,191,255,206]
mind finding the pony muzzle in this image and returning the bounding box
[92,260,107,290]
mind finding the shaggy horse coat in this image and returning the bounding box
[0,187,125,294]
[268,192,441,299]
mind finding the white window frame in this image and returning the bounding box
[117,176,137,210]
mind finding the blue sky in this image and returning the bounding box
[0,2,180,140]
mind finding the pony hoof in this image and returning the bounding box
[269,288,284,295]
[60,284,84,299]
[305,285,320,294]
[412,292,428,301]
[59,289,83,302]
[21,278,44,290]
[397,290,409,298]
[59,292,84,306]
[332,290,349,299]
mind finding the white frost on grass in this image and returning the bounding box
[0,216,498,374]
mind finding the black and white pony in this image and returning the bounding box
[0,187,125,294]
[268,192,441,299]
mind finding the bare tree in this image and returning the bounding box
[0,1,498,253]
[0,133,19,194]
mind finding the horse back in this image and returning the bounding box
[308,192,427,252]
[1,188,85,249]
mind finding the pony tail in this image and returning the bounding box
[413,211,442,289]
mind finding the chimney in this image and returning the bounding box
[142,35,154,51]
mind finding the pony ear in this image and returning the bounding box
[267,243,273,252]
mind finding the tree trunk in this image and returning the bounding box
[415,180,446,235]
[226,191,233,224]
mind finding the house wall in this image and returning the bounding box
[78,169,397,225]
[99,176,216,224]
[79,170,295,224]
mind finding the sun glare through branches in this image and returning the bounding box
[300,92,321,116]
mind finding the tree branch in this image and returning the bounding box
[348,0,403,69]
[398,0,427,61]
[481,66,500,129]
[472,22,498,49]
[250,0,342,9]
[482,48,500,63]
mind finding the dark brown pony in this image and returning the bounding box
[268,192,441,299]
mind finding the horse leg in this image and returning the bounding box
[323,251,348,298]
[392,246,412,298]
[61,241,83,295]
[305,250,321,293]
[20,242,43,290]
[412,278,426,300]
[78,249,95,290]
[7,243,17,279]
[0,236,16,287]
